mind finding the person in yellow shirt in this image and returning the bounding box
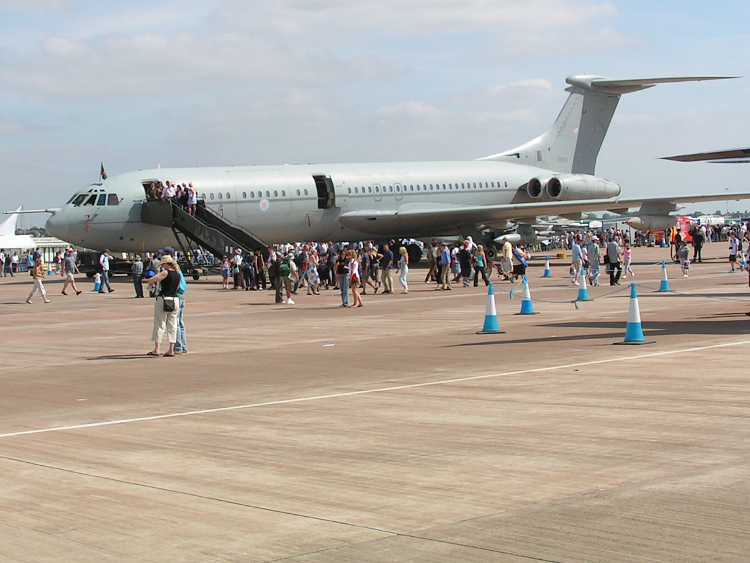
[26,256,50,304]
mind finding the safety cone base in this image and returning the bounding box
[515,301,538,315]
[614,339,655,346]
[478,314,503,334]
[657,281,673,293]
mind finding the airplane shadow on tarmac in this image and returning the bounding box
[449,318,749,348]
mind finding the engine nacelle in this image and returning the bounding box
[526,177,545,199]
[493,233,521,245]
[627,215,675,232]
[543,174,621,201]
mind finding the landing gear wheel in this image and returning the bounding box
[406,243,423,265]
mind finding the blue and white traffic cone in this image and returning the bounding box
[543,256,553,278]
[623,283,646,344]
[658,261,672,292]
[577,267,591,302]
[479,283,501,334]
[519,276,536,315]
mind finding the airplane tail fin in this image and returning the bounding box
[0,206,21,237]
[478,75,737,175]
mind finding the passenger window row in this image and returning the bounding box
[207,189,311,201]
[345,180,509,195]
[203,179,511,201]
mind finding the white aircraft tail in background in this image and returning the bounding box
[0,206,21,237]
[0,206,36,249]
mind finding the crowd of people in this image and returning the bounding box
[208,237,535,308]
[0,249,25,277]
[567,232,634,287]
[11,217,750,357]
[145,180,199,216]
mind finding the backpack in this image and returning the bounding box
[279,261,291,278]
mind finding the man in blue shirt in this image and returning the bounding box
[439,243,452,290]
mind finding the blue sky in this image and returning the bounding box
[1,0,748,226]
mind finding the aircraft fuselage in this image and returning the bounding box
[46,160,565,252]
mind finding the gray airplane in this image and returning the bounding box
[42,74,750,253]
[625,146,750,231]
[663,147,750,164]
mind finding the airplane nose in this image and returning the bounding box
[46,212,68,240]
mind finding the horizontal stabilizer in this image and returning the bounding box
[662,147,750,163]
[1,208,60,215]
[567,75,739,94]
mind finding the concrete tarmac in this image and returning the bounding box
[1,244,749,562]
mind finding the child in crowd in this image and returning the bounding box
[678,242,690,277]
[93,271,102,292]
[729,233,739,272]
[221,257,231,289]
[623,241,635,279]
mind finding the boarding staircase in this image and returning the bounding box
[141,200,267,260]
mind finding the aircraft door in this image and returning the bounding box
[312,175,336,209]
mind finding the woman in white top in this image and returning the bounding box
[348,250,363,308]
[398,246,409,294]
[187,183,198,216]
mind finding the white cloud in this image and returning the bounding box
[250,0,619,33]
[0,0,67,10]
[0,0,625,100]
[490,79,553,95]
[377,101,440,119]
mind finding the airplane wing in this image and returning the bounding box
[661,147,750,163]
[338,190,750,235]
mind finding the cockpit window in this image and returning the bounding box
[107,194,120,206]
[72,194,87,206]
[83,194,97,206]
[96,194,107,206]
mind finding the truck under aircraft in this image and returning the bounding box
[36,74,750,256]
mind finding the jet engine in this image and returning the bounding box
[541,174,621,201]
[526,177,545,199]
[626,215,675,232]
